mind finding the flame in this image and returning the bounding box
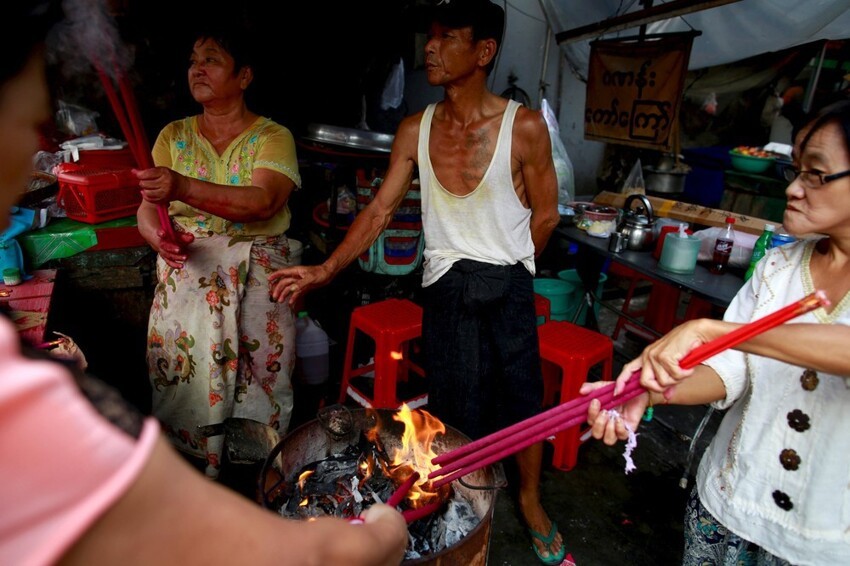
[359,453,375,482]
[386,404,450,508]
[298,470,314,492]
[390,350,403,360]
[299,497,309,507]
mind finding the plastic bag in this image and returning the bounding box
[380,57,404,110]
[55,100,99,137]
[541,99,575,205]
[621,159,646,195]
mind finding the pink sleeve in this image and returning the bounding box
[0,318,159,566]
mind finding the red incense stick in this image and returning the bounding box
[402,500,443,524]
[94,59,175,241]
[116,71,151,167]
[112,69,176,241]
[428,291,829,487]
[431,377,633,467]
[387,471,419,508]
[429,379,643,487]
[679,290,828,368]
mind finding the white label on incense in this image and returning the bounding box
[607,409,639,474]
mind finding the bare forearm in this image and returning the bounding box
[654,365,727,406]
[690,319,850,376]
[323,206,392,277]
[136,201,161,244]
[179,177,282,222]
[530,211,559,257]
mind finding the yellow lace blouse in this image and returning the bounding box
[152,116,301,236]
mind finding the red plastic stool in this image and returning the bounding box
[534,293,551,325]
[338,298,427,410]
[537,320,614,471]
[609,262,651,340]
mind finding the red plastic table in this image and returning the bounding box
[0,268,57,345]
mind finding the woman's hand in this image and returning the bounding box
[137,200,194,269]
[153,228,194,269]
[134,167,189,205]
[630,319,716,393]
[268,264,333,307]
[580,372,650,446]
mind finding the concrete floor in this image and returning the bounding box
[484,288,723,566]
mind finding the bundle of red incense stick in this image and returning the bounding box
[427,291,829,489]
[94,59,175,240]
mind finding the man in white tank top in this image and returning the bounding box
[269,2,562,562]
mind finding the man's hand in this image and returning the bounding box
[268,264,334,307]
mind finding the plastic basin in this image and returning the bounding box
[556,269,608,325]
[729,151,774,174]
[533,278,573,320]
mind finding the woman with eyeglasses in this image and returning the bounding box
[581,100,850,565]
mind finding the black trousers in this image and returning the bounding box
[422,260,543,440]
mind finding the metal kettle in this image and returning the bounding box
[617,194,656,251]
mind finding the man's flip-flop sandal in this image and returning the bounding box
[527,521,567,565]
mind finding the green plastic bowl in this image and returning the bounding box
[729,150,775,174]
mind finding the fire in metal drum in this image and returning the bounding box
[264,408,500,565]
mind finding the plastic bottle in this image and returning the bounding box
[295,311,329,385]
[744,223,775,281]
[709,217,736,275]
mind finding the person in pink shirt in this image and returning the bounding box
[0,4,407,565]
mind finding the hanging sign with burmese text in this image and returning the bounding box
[584,32,697,151]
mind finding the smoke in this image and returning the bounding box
[48,0,133,79]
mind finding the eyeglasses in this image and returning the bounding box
[782,165,850,188]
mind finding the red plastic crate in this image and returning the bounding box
[57,167,142,224]
[77,147,137,169]
[88,225,147,251]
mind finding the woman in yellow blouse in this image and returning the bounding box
[135,25,301,477]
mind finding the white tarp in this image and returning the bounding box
[541,0,850,77]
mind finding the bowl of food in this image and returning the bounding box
[729,146,776,174]
[579,206,619,238]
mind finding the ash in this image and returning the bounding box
[276,437,480,559]
[405,495,478,560]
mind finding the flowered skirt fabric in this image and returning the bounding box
[147,233,297,477]
[684,487,791,566]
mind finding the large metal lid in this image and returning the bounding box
[302,123,394,153]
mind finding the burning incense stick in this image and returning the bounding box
[94,59,176,241]
[428,291,829,487]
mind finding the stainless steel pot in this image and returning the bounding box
[616,194,656,251]
[643,166,687,194]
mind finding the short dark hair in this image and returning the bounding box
[430,0,505,74]
[192,21,255,74]
[798,100,850,156]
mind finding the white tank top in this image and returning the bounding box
[417,100,535,287]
